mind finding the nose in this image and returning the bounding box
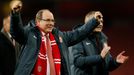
[99,22,103,26]
[49,21,55,26]
[47,22,54,27]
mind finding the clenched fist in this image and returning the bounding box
[10,0,22,13]
[94,11,103,23]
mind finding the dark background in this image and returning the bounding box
[0,0,134,75]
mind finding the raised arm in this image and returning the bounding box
[63,12,102,47]
[10,0,28,44]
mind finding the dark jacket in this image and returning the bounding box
[72,32,120,75]
[10,12,98,75]
[1,29,21,60]
[0,32,16,75]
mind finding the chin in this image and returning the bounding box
[97,30,102,32]
[94,30,102,32]
[48,30,53,33]
[95,28,102,32]
[45,28,53,33]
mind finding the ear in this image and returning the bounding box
[36,21,40,26]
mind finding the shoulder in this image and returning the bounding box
[0,32,7,40]
[0,32,10,46]
[100,32,108,39]
[52,27,59,34]
[52,27,63,37]
[72,40,84,49]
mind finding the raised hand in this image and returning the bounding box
[100,43,111,59]
[10,0,22,12]
[116,51,129,63]
[94,11,103,23]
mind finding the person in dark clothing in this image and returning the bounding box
[0,32,16,75]
[9,1,102,75]
[0,15,21,75]
[72,11,129,75]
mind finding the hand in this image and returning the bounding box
[116,51,129,64]
[10,0,22,12]
[100,44,111,59]
[94,11,103,23]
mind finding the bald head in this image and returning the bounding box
[35,9,55,33]
[36,9,54,21]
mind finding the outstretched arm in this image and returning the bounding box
[63,11,102,47]
[108,50,129,71]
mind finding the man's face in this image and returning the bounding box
[93,13,103,32]
[85,12,103,32]
[37,11,55,33]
